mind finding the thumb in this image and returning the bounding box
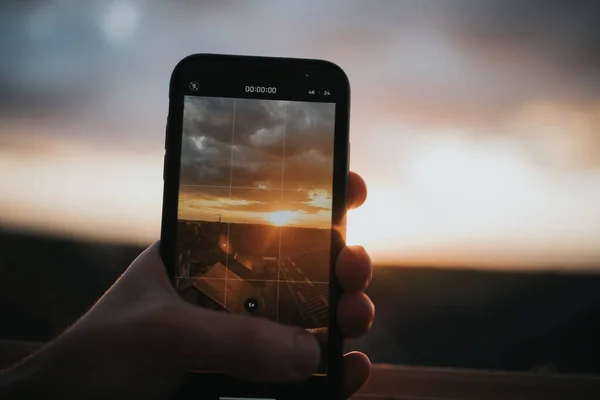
[123,242,321,382]
[167,303,322,382]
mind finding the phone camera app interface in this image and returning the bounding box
[175,96,336,374]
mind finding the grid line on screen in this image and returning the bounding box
[180,184,304,191]
[276,102,287,322]
[177,97,333,340]
[179,278,330,285]
[224,99,237,309]
[175,96,335,376]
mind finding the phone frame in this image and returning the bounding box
[160,54,350,400]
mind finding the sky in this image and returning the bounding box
[178,96,335,229]
[1,1,599,269]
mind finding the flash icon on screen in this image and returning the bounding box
[189,81,199,91]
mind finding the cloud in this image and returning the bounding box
[180,97,335,191]
[178,96,335,227]
[3,1,600,262]
[178,185,331,228]
[3,1,599,143]
[443,0,600,77]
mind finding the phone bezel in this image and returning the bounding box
[160,53,350,400]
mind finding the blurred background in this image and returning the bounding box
[1,0,600,376]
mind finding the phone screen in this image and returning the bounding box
[173,94,336,374]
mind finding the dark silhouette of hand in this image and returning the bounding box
[1,172,374,399]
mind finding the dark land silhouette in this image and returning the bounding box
[2,228,600,375]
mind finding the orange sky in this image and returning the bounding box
[2,114,600,270]
[178,186,332,229]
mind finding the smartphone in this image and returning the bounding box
[160,54,350,400]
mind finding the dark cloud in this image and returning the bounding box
[178,96,336,227]
[229,99,286,189]
[180,96,335,192]
[180,97,235,186]
[341,1,600,131]
[444,0,600,75]
[2,0,600,146]
[0,2,121,115]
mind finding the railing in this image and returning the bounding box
[356,364,600,400]
[2,340,600,399]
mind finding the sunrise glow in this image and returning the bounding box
[2,3,600,271]
[267,210,297,226]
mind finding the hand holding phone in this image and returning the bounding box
[160,54,356,399]
[0,54,373,400]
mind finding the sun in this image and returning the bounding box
[267,210,297,226]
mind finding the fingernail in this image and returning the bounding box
[292,331,319,379]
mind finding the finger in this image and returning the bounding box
[166,304,320,383]
[335,246,372,293]
[347,172,367,210]
[343,351,371,399]
[337,292,375,338]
